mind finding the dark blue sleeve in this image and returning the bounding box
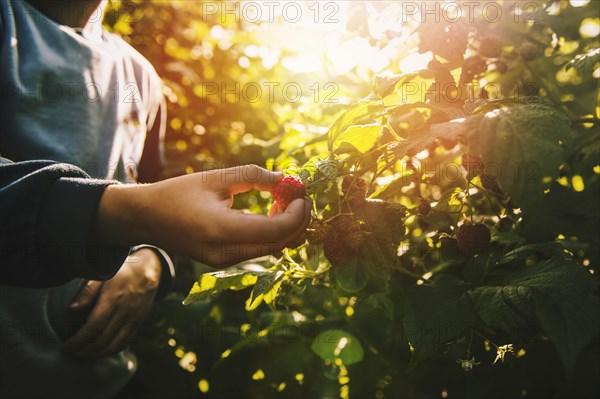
[0,158,130,287]
[136,97,176,299]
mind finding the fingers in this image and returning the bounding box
[219,198,312,243]
[277,198,312,240]
[67,313,133,359]
[208,165,284,194]
[62,298,116,357]
[69,280,102,310]
[62,297,144,359]
[94,322,138,359]
[200,199,313,267]
[62,255,160,359]
[269,201,285,217]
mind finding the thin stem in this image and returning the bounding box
[470,181,509,201]
[571,118,600,124]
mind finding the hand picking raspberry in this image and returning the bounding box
[271,175,306,208]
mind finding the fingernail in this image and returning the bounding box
[70,301,80,309]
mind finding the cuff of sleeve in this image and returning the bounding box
[38,177,131,282]
[130,244,175,300]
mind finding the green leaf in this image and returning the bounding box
[374,73,418,99]
[565,47,600,75]
[332,256,369,295]
[301,156,321,177]
[470,98,571,212]
[517,179,600,241]
[390,115,480,157]
[495,242,566,266]
[311,329,364,365]
[245,270,285,311]
[333,124,382,155]
[467,286,535,333]
[366,293,396,321]
[331,238,397,297]
[418,19,468,67]
[471,258,600,377]
[315,158,341,180]
[327,102,383,151]
[368,170,415,200]
[433,187,464,213]
[183,269,258,305]
[462,248,497,284]
[402,275,477,369]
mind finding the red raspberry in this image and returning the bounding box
[478,35,503,58]
[456,223,491,256]
[271,176,306,208]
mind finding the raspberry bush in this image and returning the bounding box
[105,1,600,398]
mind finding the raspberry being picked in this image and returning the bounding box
[271,175,306,208]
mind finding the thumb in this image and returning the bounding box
[69,280,103,310]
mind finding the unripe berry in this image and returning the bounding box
[306,220,333,245]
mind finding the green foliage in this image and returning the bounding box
[468,253,599,377]
[311,329,364,365]
[327,102,383,151]
[105,1,600,398]
[565,47,600,75]
[402,275,477,369]
[182,269,258,304]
